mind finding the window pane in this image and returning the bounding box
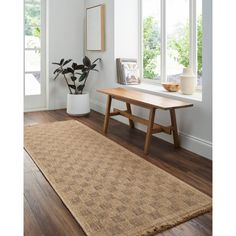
[25,49,41,72]
[25,72,41,96]
[24,0,42,97]
[197,0,202,87]
[25,0,41,36]
[166,0,189,83]
[25,34,40,48]
[142,0,161,81]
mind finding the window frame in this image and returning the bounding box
[139,0,201,88]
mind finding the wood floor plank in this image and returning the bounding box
[25,172,63,236]
[24,197,44,236]
[24,151,39,173]
[24,171,86,236]
[24,109,212,236]
[34,170,87,236]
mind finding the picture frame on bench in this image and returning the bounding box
[116,58,140,85]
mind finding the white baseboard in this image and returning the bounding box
[178,131,212,159]
[90,99,212,160]
[24,107,49,113]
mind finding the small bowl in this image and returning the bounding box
[161,83,180,92]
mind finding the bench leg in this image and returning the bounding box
[144,108,156,155]
[126,103,135,128]
[103,95,112,134]
[170,109,180,148]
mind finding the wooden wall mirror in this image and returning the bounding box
[86,5,105,51]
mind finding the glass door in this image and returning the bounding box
[24,0,46,111]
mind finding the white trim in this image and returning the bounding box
[24,48,41,51]
[161,0,166,82]
[138,0,143,81]
[90,98,211,160]
[190,0,197,78]
[141,78,162,85]
[119,83,202,102]
[45,0,50,111]
[190,0,193,69]
[179,131,212,159]
[24,107,49,113]
[25,71,40,74]
[40,0,47,104]
[140,0,162,84]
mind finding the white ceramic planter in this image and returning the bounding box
[180,68,196,95]
[67,93,90,116]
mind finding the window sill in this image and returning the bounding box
[118,82,202,102]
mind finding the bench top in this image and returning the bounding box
[97,87,193,110]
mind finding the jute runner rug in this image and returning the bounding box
[24,120,211,236]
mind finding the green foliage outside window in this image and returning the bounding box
[143,15,203,78]
[197,16,202,75]
[169,15,202,75]
[143,17,160,79]
[25,0,41,38]
[169,23,190,69]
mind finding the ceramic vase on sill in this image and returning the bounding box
[67,93,90,116]
[180,68,196,95]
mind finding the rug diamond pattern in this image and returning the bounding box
[24,120,211,236]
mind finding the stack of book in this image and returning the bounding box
[116,58,140,85]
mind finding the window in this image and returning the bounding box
[141,0,202,87]
[24,0,42,96]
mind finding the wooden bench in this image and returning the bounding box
[97,87,193,155]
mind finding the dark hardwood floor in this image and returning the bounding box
[24,109,212,236]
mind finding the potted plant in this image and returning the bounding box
[52,56,101,116]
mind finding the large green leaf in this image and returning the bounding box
[67,67,74,74]
[52,62,60,65]
[68,84,76,89]
[90,64,97,70]
[82,68,88,73]
[72,62,77,70]
[59,59,64,65]
[62,69,68,74]
[75,64,84,70]
[62,67,74,74]
[71,76,77,81]
[53,68,62,74]
[83,56,91,67]
[63,59,72,66]
[77,84,85,91]
[79,73,88,82]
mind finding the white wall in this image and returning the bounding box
[85,0,212,159]
[84,0,115,108]
[114,0,139,59]
[47,0,85,109]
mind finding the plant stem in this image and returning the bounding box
[59,65,73,94]
[72,72,78,94]
[81,73,89,94]
[63,74,73,94]
[73,79,78,94]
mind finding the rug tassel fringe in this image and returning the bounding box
[140,205,212,236]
